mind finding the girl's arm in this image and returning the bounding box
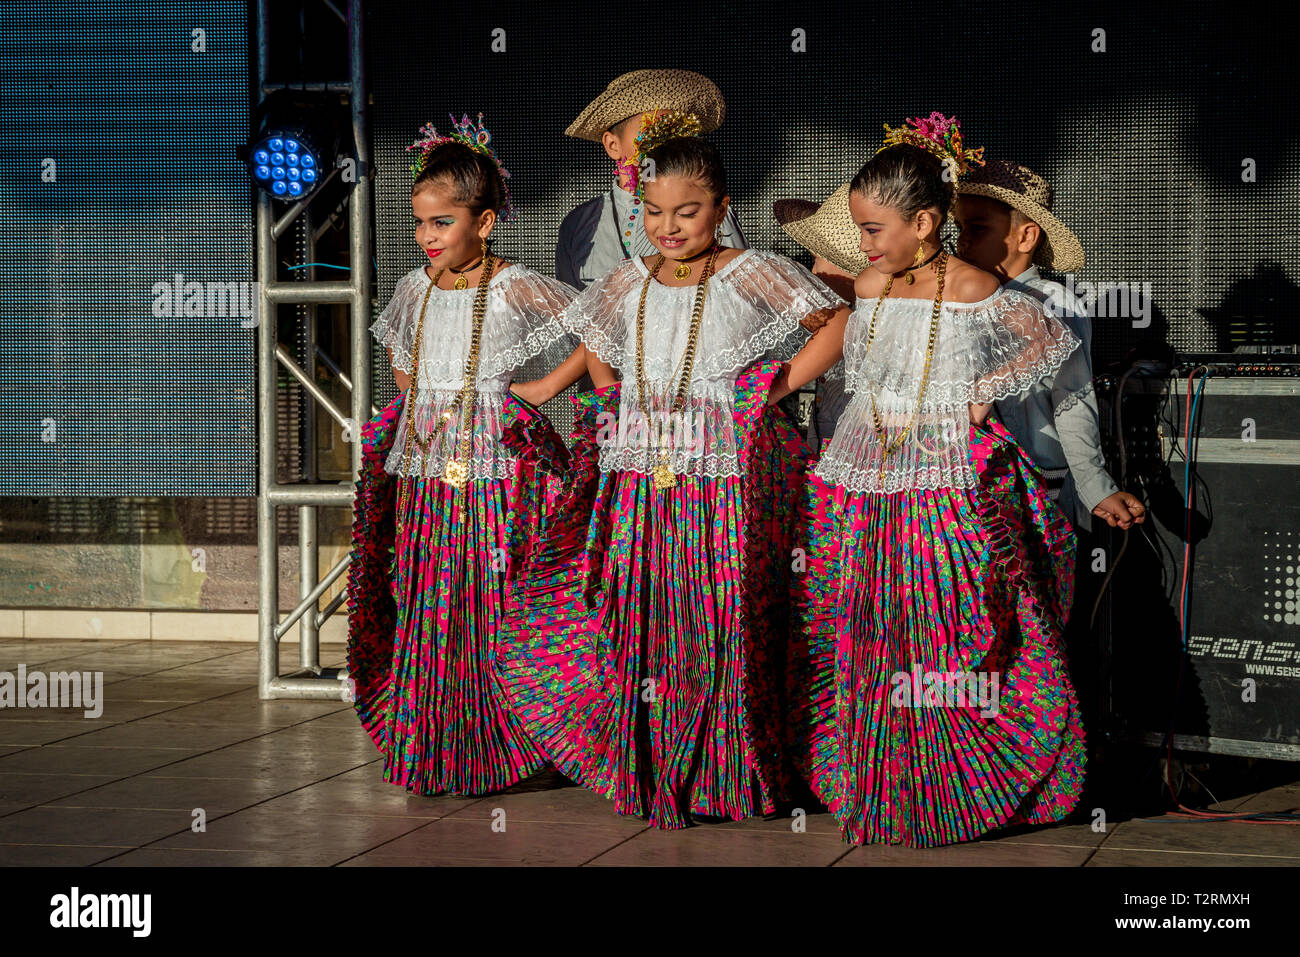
[767,303,850,405]
[586,349,619,389]
[510,344,589,406]
[387,347,411,392]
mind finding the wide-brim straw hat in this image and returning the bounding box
[565,69,726,142]
[957,159,1085,273]
[776,181,871,276]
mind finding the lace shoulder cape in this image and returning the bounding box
[561,249,844,380]
[838,286,1080,406]
[812,287,1082,493]
[369,263,578,384]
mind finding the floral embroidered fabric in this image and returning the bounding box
[370,264,578,479]
[815,288,1081,492]
[562,249,843,477]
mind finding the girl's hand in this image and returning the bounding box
[968,402,992,425]
[509,380,545,408]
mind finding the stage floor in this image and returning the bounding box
[1,638,1297,867]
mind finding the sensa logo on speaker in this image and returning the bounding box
[1187,635,1300,676]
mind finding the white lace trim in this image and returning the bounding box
[595,384,742,478]
[1053,379,1096,417]
[841,287,1081,405]
[814,455,977,493]
[561,249,842,381]
[599,447,744,478]
[817,287,1081,493]
[370,264,579,388]
[383,389,520,480]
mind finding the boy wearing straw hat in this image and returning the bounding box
[954,160,1145,532]
[558,69,747,290]
[774,182,868,448]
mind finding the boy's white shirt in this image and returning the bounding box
[994,265,1120,527]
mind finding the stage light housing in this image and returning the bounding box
[244,90,342,202]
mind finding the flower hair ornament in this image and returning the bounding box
[407,112,517,222]
[621,109,703,197]
[877,112,986,185]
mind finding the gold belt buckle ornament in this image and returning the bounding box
[443,457,470,489]
[652,454,677,491]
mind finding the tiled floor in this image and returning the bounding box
[1,638,1298,866]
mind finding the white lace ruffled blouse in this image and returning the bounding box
[370,263,578,479]
[563,249,844,477]
[814,287,1081,493]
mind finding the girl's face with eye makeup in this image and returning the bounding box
[411,181,493,272]
[641,174,727,261]
[849,188,939,276]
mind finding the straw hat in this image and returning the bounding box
[775,181,871,276]
[957,160,1085,272]
[565,69,726,142]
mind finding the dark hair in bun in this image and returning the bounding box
[411,141,505,216]
[851,144,953,223]
[643,136,727,202]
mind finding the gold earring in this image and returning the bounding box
[904,241,926,284]
[481,235,488,258]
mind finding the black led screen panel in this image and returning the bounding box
[368,1,1299,424]
[1,2,253,496]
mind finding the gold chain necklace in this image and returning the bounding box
[395,257,497,527]
[634,245,720,492]
[862,250,947,486]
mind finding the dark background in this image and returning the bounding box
[4,0,1297,493]
[369,0,1300,415]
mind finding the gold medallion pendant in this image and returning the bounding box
[903,272,915,285]
[652,459,677,491]
[673,262,691,279]
[453,274,469,290]
[443,456,470,489]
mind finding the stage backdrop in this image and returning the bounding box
[0,1,253,496]
[368,0,1300,422]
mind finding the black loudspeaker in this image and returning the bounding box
[1097,357,1300,760]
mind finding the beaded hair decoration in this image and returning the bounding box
[621,109,703,197]
[877,112,986,185]
[407,112,516,222]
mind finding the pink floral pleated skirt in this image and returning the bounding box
[346,391,565,796]
[788,419,1086,846]
[496,362,807,828]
